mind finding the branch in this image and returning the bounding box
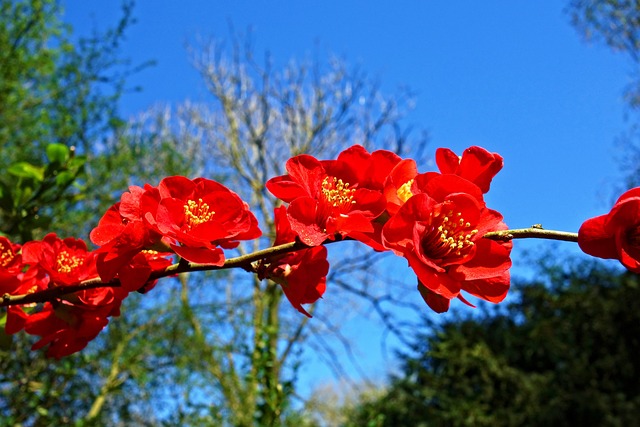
[1,226,580,308]
[483,226,579,243]
[1,239,312,307]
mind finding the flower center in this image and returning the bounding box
[56,250,84,274]
[0,242,14,268]
[184,198,215,230]
[421,209,478,260]
[396,179,414,203]
[321,176,356,211]
[627,225,640,246]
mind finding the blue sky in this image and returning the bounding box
[65,0,633,398]
[64,1,630,231]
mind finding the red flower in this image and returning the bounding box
[90,185,165,288]
[258,206,329,317]
[4,267,127,357]
[22,233,98,287]
[435,146,503,194]
[382,146,502,217]
[0,236,23,294]
[266,145,389,246]
[20,301,118,358]
[578,187,640,272]
[4,266,50,335]
[142,176,261,264]
[6,276,127,357]
[5,233,127,357]
[383,158,419,216]
[322,145,402,191]
[91,186,154,250]
[382,191,512,313]
[117,250,174,293]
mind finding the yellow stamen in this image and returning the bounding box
[424,209,478,258]
[184,198,215,230]
[321,177,356,210]
[396,179,414,203]
[56,250,84,274]
[0,241,14,268]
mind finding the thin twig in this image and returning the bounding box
[1,240,312,307]
[483,226,579,242]
[2,226,579,308]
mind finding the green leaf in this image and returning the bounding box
[55,170,75,187]
[46,143,70,163]
[7,162,45,181]
[68,156,87,171]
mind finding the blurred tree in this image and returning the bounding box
[567,1,640,187]
[344,258,640,427]
[0,1,182,425]
[129,35,428,425]
[0,0,145,240]
[568,0,640,106]
[0,3,428,423]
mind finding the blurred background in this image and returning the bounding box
[1,1,640,425]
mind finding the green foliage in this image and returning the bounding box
[346,259,640,426]
[567,1,640,189]
[0,0,124,162]
[0,2,421,424]
[0,1,171,425]
[0,144,86,241]
[0,0,156,239]
[569,0,640,55]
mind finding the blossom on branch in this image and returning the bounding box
[382,167,512,313]
[17,299,121,358]
[0,145,515,357]
[141,176,261,264]
[578,187,640,272]
[266,145,395,248]
[22,233,98,287]
[0,236,24,295]
[6,233,127,358]
[91,176,260,288]
[257,206,329,317]
[90,185,166,290]
[435,146,504,194]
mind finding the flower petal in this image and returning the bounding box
[417,283,451,313]
[288,198,329,246]
[578,215,618,259]
[171,244,225,265]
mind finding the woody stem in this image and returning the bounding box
[483,227,578,242]
[0,239,328,307]
[2,229,580,308]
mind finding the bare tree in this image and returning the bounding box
[89,34,429,425]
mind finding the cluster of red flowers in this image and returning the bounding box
[1,176,260,358]
[266,144,512,314]
[3,142,640,359]
[0,144,518,357]
[2,233,131,358]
